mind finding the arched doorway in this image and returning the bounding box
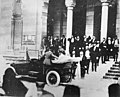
[47,0,87,39]
[47,0,67,37]
[94,5,101,41]
[73,0,87,38]
[107,3,117,39]
[46,0,117,40]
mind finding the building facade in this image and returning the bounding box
[0,0,120,54]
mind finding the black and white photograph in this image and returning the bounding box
[0,0,120,97]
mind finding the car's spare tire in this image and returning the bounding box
[46,70,60,87]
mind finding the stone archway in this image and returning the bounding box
[73,0,87,38]
[47,0,67,37]
[107,3,117,39]
[47,0,87,38]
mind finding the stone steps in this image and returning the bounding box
[108,69,120,73]
[103,75,118,80]
[110,66,120,70]
[106,72,120,77]
[103,63,120,80]
[113,64,120,67]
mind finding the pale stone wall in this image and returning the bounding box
[21,0,48,50]
[22,0,44,50]
[0,0,14,53]
[21,0,47,50]
[42,1,48,37]
[22,0,37,50]
[0,0,1,19]
[12,0,23,50]
[22,0,37,35]
[36,0,44,50]
[85,7,94,37]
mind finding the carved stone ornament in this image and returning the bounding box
[65,0,76,7]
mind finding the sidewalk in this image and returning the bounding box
[44,59,118,97]
[71,59,118,97]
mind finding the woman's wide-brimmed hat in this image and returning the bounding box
[59,48,65,54]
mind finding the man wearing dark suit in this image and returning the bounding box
[68,35,75,57]
[53,36,60,56]
[80,51,86,78]
[60,35,66,50]
[90,43,99,72]
[113,36,119,62]
[100,38,107,64]
[75,36,81,57]
[106,37,113,61]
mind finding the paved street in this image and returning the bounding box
[0,56,119,97]
[44,59,118,97]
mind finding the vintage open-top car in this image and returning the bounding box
[10,56,77,86]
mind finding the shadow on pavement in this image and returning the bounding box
[59,84,80,97]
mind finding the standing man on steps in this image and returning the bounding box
[100,38,107,64]
[113,36,119,62]
[90,42,99,72]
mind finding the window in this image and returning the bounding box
[22,35,36,45]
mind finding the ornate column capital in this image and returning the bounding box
[65,0,76,8]
[13,0,22,17]
[100,0,113,6]
[100,0,113,3]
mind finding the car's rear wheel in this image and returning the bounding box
[46,70,60,87]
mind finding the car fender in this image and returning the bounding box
[8,65,18,75]
[45,68,60,76]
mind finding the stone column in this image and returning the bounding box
[0,0,1,19]
[100,0,110,42]
[116,0,120,61]
[116,0,120,38]
[36,0,43,50]
[12,0,23,49]
[65,0,76,55]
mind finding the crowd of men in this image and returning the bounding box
[42,35,119,78]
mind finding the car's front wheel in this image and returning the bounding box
[46,70,60,87]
